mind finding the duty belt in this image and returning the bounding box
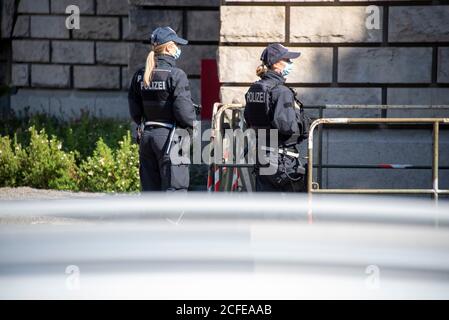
[144,121,174,129]
[261,146,300,158]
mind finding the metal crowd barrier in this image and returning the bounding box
[206,103,449,197]
[307,117,449,200]
[206,103,252,192]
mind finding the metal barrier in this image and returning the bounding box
[207,103,449,197]
[206,103,253,192]
[307,118,449,199]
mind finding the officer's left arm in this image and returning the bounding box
[290,88,310,138]
[171,70,196,128]
[128,71,143,125]
[294,107,310,139]
[271,88,300,135]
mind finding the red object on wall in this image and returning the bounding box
[200,59,220,120]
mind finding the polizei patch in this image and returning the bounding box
[246,91,266,103]
[141,80,166,90]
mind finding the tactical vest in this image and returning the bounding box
[139,68,175,123]
[245,80,308,148]
[244,80,277,129]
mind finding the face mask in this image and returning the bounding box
[173,47,181,60]
[281,61,293,77]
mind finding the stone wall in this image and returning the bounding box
[6,0,220,118]
[219,0,449,190]
[127,0,219,107]
[219,1,449,106]
[0,0,13,105]
[3,0,449,190]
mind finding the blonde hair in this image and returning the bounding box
[256,64,269,78]
[143,42,172,86]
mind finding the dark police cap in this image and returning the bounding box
[150,26,188,46]
[260,43,301,66]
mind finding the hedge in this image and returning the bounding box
[0,127,140,192]
[0,110,207,192]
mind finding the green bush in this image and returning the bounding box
[0,135,25,187]
[0,110,206,192]
[21,127,79,191]
[114,132,140,192]
[0,109,129,161]
[59,111,129,161]
[78,132,139,193]
[78,138,116,192]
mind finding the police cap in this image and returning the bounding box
[150,26,188,46]
[260,43,301,67]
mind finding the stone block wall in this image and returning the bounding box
[127,0,220,107]
[219,1,449,107]
[219,0,449,190]
[6,0,129,118]
[6,0,220,118]
[3,0,449,190]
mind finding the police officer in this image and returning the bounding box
[244,43,309,192]
[128,26,196,191]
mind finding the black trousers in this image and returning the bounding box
[139,127,189,192]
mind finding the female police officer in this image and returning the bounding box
[244,43,308,192]
[128,27,196,192]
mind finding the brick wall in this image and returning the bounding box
[7,0,220,118]
[218,0,449,190]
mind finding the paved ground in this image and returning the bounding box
[0,187,108,224]
[0,187,105,201]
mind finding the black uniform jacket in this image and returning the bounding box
[128,54,195,129]
[244,70,302,146]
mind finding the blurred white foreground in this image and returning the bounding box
[0,193,448,299]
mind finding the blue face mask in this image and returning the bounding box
[173,47,181,60]
[281,62,293,77]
